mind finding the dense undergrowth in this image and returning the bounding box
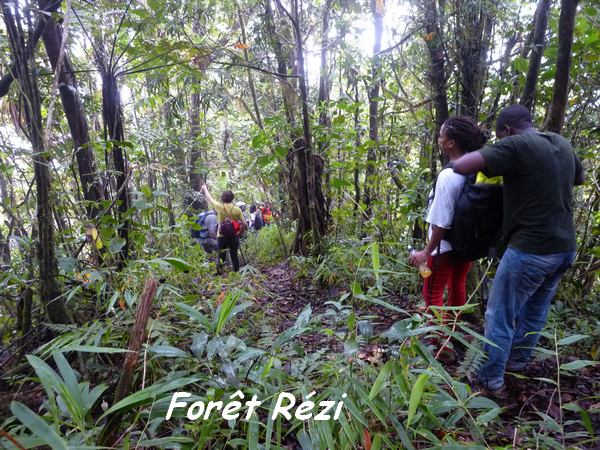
[1,225,599,449]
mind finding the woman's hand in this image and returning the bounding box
[409,249,430,267]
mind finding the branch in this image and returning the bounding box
[376,26,421,56]
[108,0,135,69]
[212,60,299,79]
[43,0,73,145]
[0,8,48,97]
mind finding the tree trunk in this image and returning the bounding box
[38,0,104,219]
[0,9,46,97]
[484,33,518,128]
[364,0,384,217]
[189,14,206,202]
[264,0,297,222]
[423,0,449,168]
[1,0,69,324]
[456,0,494,118]
[290,0,324,254]
[163,170,176,227]
[99,64,129,267]
[351,77,362,216]
[318,0,333,212]
[1,0,103,222]
[547,0,579,133]
[268,0,323,254]
[237,3,263,130]
[0,160,11,265]
[520,0,551,111]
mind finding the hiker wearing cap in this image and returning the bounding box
[453,105,585,396]
[237,201,251,226]
[201,184,247,272]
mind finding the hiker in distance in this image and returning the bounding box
[201,184,247,272]
[193,209,218,257]
[453,104,586,395]
[409,116,488,314]
[249,204,264,231]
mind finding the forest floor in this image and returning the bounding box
[1,260,599,447]
[254,262,600,448]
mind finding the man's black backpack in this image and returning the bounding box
[253,212,263,230]
[191,211,213,240]
[446,173,503,261]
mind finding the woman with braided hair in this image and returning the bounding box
[409,116,489,317]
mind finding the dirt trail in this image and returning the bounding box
[255,261,600,445]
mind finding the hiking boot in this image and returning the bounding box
[505,360,528,373]
[467,373,507,400]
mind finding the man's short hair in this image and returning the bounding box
[497,105,533,131]
[221,190,234,203]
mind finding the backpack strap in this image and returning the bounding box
[223,204,233,219]
[429,162,458,204]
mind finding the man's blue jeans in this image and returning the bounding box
[478,247,575,390]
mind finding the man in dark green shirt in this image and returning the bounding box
[453,105,585,395]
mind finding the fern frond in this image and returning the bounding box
[457,343,486,379]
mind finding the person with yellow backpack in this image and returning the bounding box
[201,184,247,272]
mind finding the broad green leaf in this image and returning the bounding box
[191,333,209,358]
[467,396,499,409]
[371,434,382,450]
[557,334,589,346]
[160,257,192,272]
[25,355,62,401]
[247,417,259,450]
[389,416,415,450]
[513,56,528,73]
[476,407,503,425]
[10,402,68,450]
[340,394,368,427]
[176,302,211,329]
[138,437,195,446]
[354,294,407,314]
[369,360,392,400]
[109,237,126,254]
[148,345,188,358]
[407,373,429,426]
[100,377,200,419]
[560,360,598,371]
[60,345,129,354]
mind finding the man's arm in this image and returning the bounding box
[453,151,486,175]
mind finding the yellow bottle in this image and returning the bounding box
[409,246,432,278]
[419,263,432,278]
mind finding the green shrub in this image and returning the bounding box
[241,225,294,266]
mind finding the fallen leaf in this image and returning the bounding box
[363,429,372,450]
[216,291,228,306]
